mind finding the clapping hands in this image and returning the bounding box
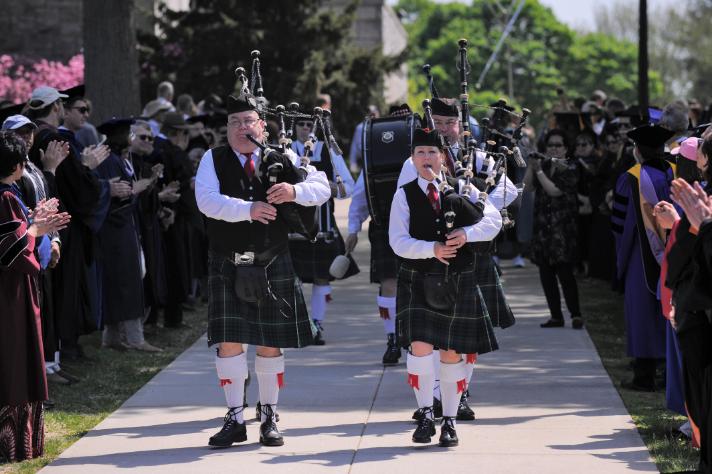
[81,144,111,170]
[670,179,712,230]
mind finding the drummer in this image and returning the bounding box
[289,116,358,345]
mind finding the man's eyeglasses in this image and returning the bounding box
[137,134,154,143]
[72,106,90,114]
[228,118,259,128]
[434,120,459,127]
[296,121,313,128]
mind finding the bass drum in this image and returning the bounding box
[362,113,422,226]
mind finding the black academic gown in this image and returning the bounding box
[94,152,145,324]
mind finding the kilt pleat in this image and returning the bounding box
[289,221,359,283]
[396,265,499,355]
[368,221,400,283]
[207,251,315,348]
[475,254,515,329]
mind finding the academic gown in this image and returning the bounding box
[35,127,110,341]
[94,152,145,324]
[611,159,672,359]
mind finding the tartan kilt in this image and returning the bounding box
[207,250,315,348]
[396,264,499,355]
[289,221,359,283]
[368,220,400,283]
[475,253,515,329]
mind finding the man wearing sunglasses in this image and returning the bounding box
[62,97,90,136]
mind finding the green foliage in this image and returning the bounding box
[138,0,398,141]
[397,0,664,125]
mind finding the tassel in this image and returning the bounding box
[219,378,232,387]
[379,306,390,320]
[466,353,477,364]
[277,372,285,389]
[408,373,419,390]
[456,378,467,394]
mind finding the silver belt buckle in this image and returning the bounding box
[233,251,255,266]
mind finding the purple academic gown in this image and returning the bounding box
[611,161,671,359]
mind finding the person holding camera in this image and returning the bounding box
[195,92,330,448]
[389,128,501,447]
[524,129,583,329]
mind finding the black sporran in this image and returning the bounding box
[232,252,268,303]
[423,272,457,311]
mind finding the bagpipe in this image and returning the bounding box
[234,50,348,241]
[421,39,531,230]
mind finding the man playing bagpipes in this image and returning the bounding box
[195,91,330,448]
[389,127,501,447]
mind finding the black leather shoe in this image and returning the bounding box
[456,391,475,421]
[540,318,564,328]
[208,407,247,447]
[413,398,442,422]
[259,404,284,446]
[412,407,436,443]
[439,417,459,447]
[382,333,401,365]
[313,321,326,346]
[571,317,584,329]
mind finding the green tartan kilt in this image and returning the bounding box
[475,253,515,329]
[396,263,499,355]
[207,251,315,348]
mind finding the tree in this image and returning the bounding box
[138,0,401,142]
[83,0,141,124]
[396,0,664,125]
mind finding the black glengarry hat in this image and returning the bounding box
[430,98,459,117]
[227,92,259,115]
[412,128,444,150]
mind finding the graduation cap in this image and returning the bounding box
[412,128,444,150]
[554,111,592,144]
[0,102,27,124]
[97,117,136,136]
[186,114,210,125]
[430,98,458,117]
[60,84,85,100]
[227,93,258,115]
[626,124,675,150]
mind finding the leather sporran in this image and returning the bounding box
[423,273,457,311]
[233,252,268,303]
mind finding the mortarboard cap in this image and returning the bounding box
[97,117,136,136]
[0,102,27,124]
[626,124,675,150]
[60,84,86,100]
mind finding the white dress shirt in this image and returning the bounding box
[389,175,502,259]
[396,156,518,210]
[348,171,370,234]
[195,146,330,223]
[291,140,355,198]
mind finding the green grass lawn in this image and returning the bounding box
[1,305,207,474]
[579,277,699,473]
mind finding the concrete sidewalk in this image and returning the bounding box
[41,201,657,473]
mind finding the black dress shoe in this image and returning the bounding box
[413,398,442,422]
[208,407,247,447]
[540,318,564,328]
[412,407,436,443]
[439,417,459,447]
[382,333,401,365]
[313,321,325,346]
[456,391,475,421]
[571,317,584,329]
[259,404,284,446]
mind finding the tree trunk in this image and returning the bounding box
[83,0,141,125]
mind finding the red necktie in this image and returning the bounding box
[427,183,441,213]
[243,154,255,180]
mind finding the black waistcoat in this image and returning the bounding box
[401,177,475,272]
[205,145,289,255]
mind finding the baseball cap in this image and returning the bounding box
[1,114,38,131]
[28,86,68,110]
[670,136,701,162]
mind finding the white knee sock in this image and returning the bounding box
[464,353,477,392]
[407,353,435,418]
[215,352,249,422]
[440,360,467,421]
[432,352,442,401]
[311,285,331,323]
[255,354,285,422]
[377,295,397,334]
